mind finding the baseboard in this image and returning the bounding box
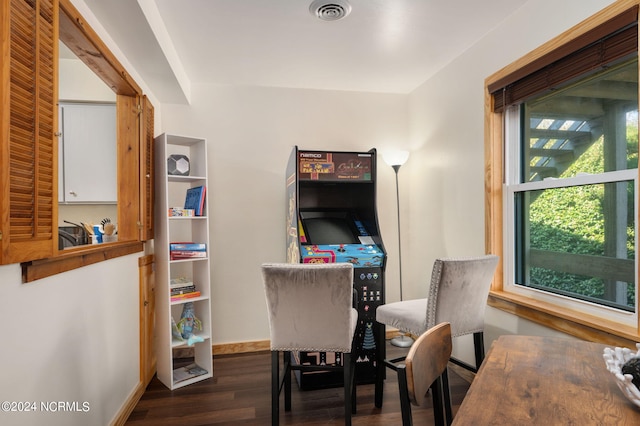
[213,340,270,355]
[110,381,145,426]
[209,330,402,356]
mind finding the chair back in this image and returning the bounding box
[426,255,498,337]
[405,322,452,406]
[262,262,356,353]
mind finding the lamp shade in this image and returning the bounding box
[382,150,410,167]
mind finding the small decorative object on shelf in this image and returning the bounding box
[167,154,190,176]
[168,207,195,217]
[603,343,640,407]
[176,302,204,346]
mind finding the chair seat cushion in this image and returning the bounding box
[376,298,428,337]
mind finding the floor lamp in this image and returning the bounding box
[382,150,413,348]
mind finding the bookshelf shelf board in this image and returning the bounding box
[171,333,211,348]
[169,257,209,264]
[170,295,207,306]
[168,175,206,183]
[168,216,208,220]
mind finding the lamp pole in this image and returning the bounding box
[393,164,403,303]
[383,151,413,348]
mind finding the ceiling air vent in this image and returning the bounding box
[309,0,352,21]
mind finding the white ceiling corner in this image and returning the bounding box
[136,0,191,104]
[80,0,529,104]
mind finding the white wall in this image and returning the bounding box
[406,0,616,363]
[161,84,409,343]
[59,56,116,102]
[0,257,140,426]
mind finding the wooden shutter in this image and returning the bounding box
[0,0,57,264]
[140,95,154,241]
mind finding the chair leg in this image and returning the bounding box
[431,376,445,426]
[473,332,485,370]
[350,352,357,415]
[442,368,452,425]
[397,366,413,426]
[271,351,280,426]
[343,353,353,425]
[283,351,292,412]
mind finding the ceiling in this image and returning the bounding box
[79,0,529,104]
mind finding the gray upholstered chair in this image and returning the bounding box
[374,254,499,409]
[261,263,358,426]
[396,322,452,426]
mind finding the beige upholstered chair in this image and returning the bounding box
[375,254,499,409]
[261,263,358,426]
[396,322,452,426]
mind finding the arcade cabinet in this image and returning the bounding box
[286,146,386,390]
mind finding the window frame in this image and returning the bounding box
[485,1,640,347]
[1,0,154,281]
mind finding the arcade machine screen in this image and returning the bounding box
[300,211,360,245]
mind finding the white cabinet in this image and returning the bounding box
[154,133,213,389]
[58,102,117,203]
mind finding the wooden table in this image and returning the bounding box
[453,335,640,425]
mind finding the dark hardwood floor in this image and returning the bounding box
[126,341,473,425]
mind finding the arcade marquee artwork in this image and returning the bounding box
[297,151,373,181]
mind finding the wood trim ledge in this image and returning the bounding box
[488,290,640,348]
[22,241,144,282]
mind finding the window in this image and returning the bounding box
[1,0,154,281]
[504,59,638,324]
[485,4,640,342]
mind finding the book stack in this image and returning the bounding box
[184,185,206,216]
[170,242,207,260]
[170,277,201,302]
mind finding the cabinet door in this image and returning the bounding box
[60,103,117,203]
[139,254,156,385]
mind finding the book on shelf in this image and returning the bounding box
[170,242,207,260]
[173,363,208,384]
[170,277,194,287]
[171,285,196,295]
[184,185,206,216]
[170,242,206,251]
[170,251,207,260]
[170,291,201,302]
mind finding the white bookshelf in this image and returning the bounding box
[154,133,213,389]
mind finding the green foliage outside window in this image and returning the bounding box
[527,122,638,307]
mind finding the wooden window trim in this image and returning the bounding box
[3,0,155,281]
[22,241,143,282]
[140,95,154,242]
[484,0,640,346]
